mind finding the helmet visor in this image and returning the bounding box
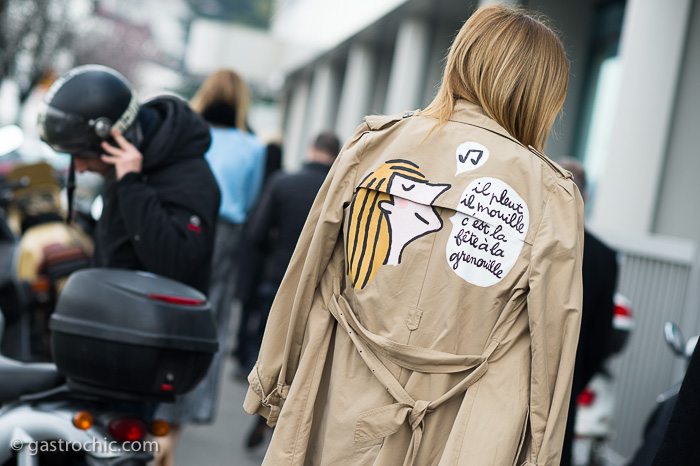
[37,103,101,156]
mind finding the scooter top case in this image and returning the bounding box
[49,269,218,401]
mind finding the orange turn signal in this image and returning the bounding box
[150,419,170,437]
[73,411,94,430]
[31,277,51,294]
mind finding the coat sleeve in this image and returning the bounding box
[243,124,368,423]
[525,179,584,466]
[114,168,220,287]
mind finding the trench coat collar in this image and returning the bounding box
[447,99,524,148]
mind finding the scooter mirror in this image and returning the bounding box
[0,125,24,157]
[664,321,685,356]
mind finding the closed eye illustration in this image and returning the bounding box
[346,160,450,289]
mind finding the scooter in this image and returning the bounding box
[625,322,697,466]
[0,126,93,361]
[0,125,32,360]
[0,267,218,466]
[7,161,92,361]
[573,294,634,466]
[0,310,158,466]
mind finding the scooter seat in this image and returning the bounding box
[0,354,64,404]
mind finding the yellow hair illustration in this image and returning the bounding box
[347,160,428,290]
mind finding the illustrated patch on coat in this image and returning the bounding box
[347,160,450,290]
[446,177,529,287]
[455,141,489,175]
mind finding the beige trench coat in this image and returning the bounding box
[244,100,584,466]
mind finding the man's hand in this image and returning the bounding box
[101,128,143,180]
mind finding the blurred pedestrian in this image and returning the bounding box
[156,69,266,430]
[37,64,219,294]
[147,70,265,463]
[232,132,283,359]
[260,131,284,182]
[235,131,340,448]
[193,69,266,324]
[37,65,221,466]
[558,158,618,466]
[244,5,583,466]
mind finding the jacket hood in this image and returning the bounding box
[140,96,212,171]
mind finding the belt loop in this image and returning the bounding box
[484,339,499,360]
[267,405,281,426]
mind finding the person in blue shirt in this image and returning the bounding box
[205,115,266,225]
[154,69,265,464]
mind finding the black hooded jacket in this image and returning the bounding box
[94,96,221,294]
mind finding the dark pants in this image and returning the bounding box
[235,280,277,374]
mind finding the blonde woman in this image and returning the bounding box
[245,5,583,466]
[191,69,249,130]
[189,71,266,376]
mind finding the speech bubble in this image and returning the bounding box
[445,177,529,287]
[456,141,489,175]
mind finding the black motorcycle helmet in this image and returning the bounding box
[37,65,140,224]
[37,65,140,157]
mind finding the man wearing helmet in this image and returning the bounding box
[37,65,221,294]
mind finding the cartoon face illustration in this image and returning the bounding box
[346,160,450,290]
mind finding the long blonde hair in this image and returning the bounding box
[190,69,250,131]
[423,4,569,151]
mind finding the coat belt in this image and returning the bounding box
[328,293,498,466]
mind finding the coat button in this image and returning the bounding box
[402,112,414,118]
[134,235,140,241]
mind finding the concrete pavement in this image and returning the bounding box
[175,361,270,466]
